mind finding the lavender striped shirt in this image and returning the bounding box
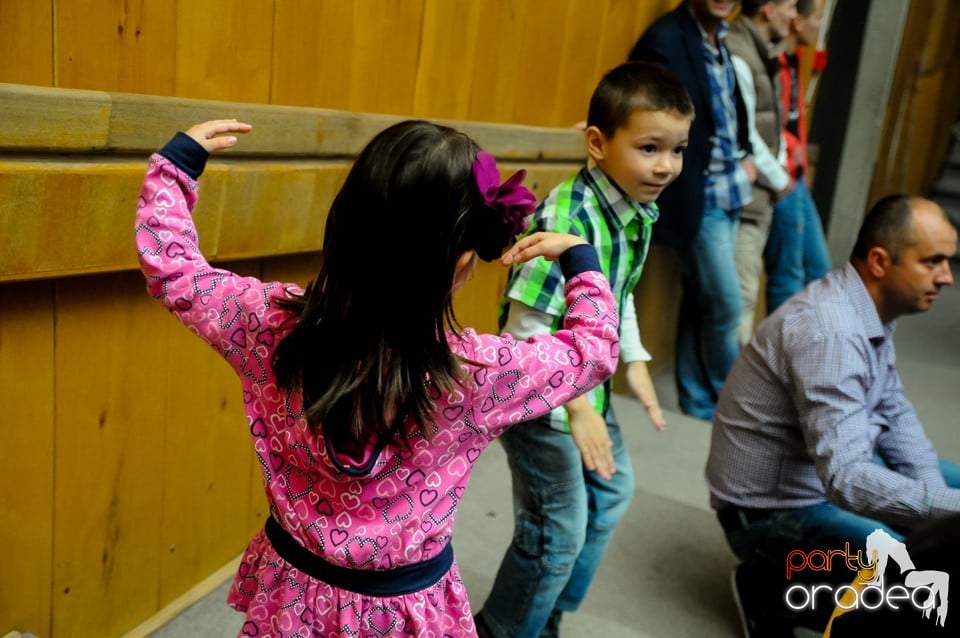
[706,263,959,530]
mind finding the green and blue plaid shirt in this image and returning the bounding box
[499,164,659,432]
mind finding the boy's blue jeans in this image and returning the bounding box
[676,206,742,420]
[764,178,832,313]
[478,414,634,637]
[722,458,960,630]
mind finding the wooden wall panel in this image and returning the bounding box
[413,0,482,120]
[467,0,529,123]
[173,0,273,103]
[0,280,55,638]
[341,0,425,114]
[0,161,144,281]
[210,162,347,259]
[512,0,571,126]
[271,0,425,115]
[155,259,263,607]
[552,0,604,127]
[595,0,659,84]
[52,272,168,636]
[271,0,353,110]
[0,0,53,86]
[55,0,176,94]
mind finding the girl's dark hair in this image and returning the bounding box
[272,120,510,447]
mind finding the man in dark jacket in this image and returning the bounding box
[630,0,755,420]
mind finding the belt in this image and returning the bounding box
[265,516,454,596]
[716,506,774,533]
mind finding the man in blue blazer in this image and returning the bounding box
[630,0,756,421]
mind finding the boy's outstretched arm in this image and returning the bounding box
[626,360,666,431]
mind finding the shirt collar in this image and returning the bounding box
[690,7,729,51]
[584,161,659,230]
[841,262,895,343]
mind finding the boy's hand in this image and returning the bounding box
[185,119,253,153]
[626,361,666,431]
[566,397,615,480]
[501,232,586,266]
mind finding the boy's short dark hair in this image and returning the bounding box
[587,62,694,138]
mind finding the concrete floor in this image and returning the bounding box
[152,264,960,638]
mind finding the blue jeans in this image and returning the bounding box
[479,414,634,637]
[723,459,960,630]
[676,206,742,420]
[764,178,831,312]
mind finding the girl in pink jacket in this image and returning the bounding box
[135,119,620,637]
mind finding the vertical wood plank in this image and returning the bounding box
[553,0,607,126]
[0,0,53,86]
[271,0,353,109]
[413,0,482,120]
[467,0,529,124]
[155,260,262,608]
[0,281,55,638]
[345,0,425,114]
[55,0,176,94]
[272,0,424,114]
[511,0,571,126]
[174,0,274,103]
[52,272,167,636]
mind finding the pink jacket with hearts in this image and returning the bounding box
[136,149,619,637]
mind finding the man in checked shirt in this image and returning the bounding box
[705,194,960,637]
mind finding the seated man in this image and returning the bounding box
[704,194,960,636]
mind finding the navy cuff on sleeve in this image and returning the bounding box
[559,243,602,280]
[159,132,210,179]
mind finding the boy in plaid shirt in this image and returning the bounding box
[476,62,693,638]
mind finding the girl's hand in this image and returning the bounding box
[184,119,253,153]
[501,232,587,266]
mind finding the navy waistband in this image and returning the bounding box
[265,516,454,596]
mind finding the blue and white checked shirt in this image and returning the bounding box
[705,263,958,531]
[695,18,752,211]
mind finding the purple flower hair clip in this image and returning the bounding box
[472,151,536,239]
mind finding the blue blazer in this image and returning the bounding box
[629,4,752,248]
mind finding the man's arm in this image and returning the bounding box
[788,329,960,529]
[873,366,945,488]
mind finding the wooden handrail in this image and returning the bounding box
[0,83,585,283]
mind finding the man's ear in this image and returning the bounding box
[866,246,892,278]
[584,126,606,163]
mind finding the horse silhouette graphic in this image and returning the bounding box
[865,528,949,627]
